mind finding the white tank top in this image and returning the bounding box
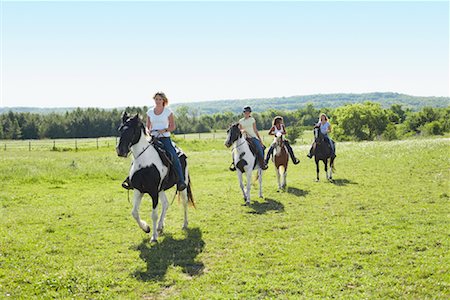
[147,107,172,137]
[273,124,285,135]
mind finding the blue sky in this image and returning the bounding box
[1,1,449,108]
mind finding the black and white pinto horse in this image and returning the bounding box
[313,127,335,182]
[116,113,194,242]
[225,123,263,205]
[272,132,288,191]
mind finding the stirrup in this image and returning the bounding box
[229,163,236,171]
[121,178,133,190]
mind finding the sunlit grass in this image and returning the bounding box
[0,137,449,298]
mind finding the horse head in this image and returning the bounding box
[116,112,144,157]
[275,132,284,146]
[224,123,241,148]
[314,127,325,145]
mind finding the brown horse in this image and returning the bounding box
[272,133,289,190]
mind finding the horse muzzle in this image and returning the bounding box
[116,146,129,157]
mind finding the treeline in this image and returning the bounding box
[0,103,449,141]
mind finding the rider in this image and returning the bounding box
[265,116,300,165]
[231,106,268,170]
[307,113,336,158]
[147,92,186,191]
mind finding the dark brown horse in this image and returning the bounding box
[313,127,335,182]
[273,133,288,190]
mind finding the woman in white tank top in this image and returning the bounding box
[265,116,299,165]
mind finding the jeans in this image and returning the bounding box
[251,137,265,160]
[324,135,335,154]
[159,137,185,184]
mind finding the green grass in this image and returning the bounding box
[0,138,449,299]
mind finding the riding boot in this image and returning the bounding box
[265,144,274,165]
[121,176,133,190]
[307,146,314,159]
[285,142,299,164]
[258,155,268,170]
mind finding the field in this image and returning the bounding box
[0,137,449,299]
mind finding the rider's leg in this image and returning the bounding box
[252,137,268,170]
[328,137,336,157]
[285,140,299,164]
[307,142,316,158]
[160,137,186,191]
[265,142,275,165]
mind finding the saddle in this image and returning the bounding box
[122,139,187,191]
[245,137,258,157]
[151,138,187,190]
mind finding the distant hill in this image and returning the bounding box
[170,92,449,114]
[1,92,448,115]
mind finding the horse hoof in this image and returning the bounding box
[150,238,158,243]
[315,179,319,182]
[144,226,151,233]
[182,225,188,231]
[245,200,250,206]
[157,228,164,235]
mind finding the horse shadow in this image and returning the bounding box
[247,198,285,215]
[131,227,205,281]
[331,178,357,186]
[286,187,309,197]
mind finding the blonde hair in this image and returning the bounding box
[153,92,169,106]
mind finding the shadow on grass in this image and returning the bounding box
[248,198,285,215]
[331,178,357,186]
[286,187,309,197]
[131,227,205,281]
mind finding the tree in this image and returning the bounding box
[333,102,389,141]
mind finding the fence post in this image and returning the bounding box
[4,144,6,151]
[29,141,31,151]
[96,138,99,149]
[75,140,78,151]
[198,133,201,139]
[53,140,56,151]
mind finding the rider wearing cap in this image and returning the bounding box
[237,106,268,170]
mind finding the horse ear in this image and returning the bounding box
[122,112,128,123]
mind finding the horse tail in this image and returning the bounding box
[186,174,195,208]
[331,157,336,172]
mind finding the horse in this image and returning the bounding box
[272,132,288,191]
[224,123,263,205]
[116,113,194,242]
[313,127,335,182]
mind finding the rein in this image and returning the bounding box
[232,138,247,152]
[133,143,151,160]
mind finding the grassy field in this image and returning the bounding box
[0,137,449,299]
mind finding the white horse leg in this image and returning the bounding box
[157,191,169,234]
[237,171,247,201]
[131,190,150,233]
[258,168,263,198]
[246,169,252,204]
[180,189,189,230]
[276,167,281,191]
[282,167,287,189]
[150,203,159,242]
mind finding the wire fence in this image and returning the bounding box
[0,131,309,152]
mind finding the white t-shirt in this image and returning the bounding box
[239,117,257,138]
[147,107,172,137]
[317,121,330,135]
